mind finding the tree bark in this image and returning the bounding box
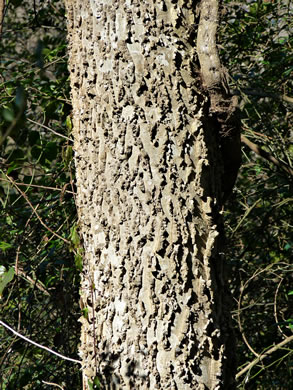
[64,0,236,389]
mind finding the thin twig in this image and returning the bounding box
[27,118,73,142]
[274,277,286,339]
[236,262,281,359]
[0,177,75,194]
[43,55,68,70]
[42,381,65,389]
[69,164,77,204]
[241,135,293,176]
[236,334,293,379]
[283,94,293,104]
[14,266,50,296]
[237,281,260,359]
[0,320,82,365]
[0,0,4,38]
[231,198,261,236]
[15,200,37,274]
[5,174,70,245]
[232,88,293,105]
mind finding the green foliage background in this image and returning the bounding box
[0,0,292,389]
[222,1,293,389]
[0,0,81,388]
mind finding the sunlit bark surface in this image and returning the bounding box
[65,0,235,389]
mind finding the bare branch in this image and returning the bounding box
[236,334,293,379]
[241,135,293,176]
[231,88,293,105]
[27,118,73,142]
[0,178,75,195]
[42,381,65,390]
[0,320,82,365]
[5,175,70,245]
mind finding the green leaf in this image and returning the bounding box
[75,253,83,271]
[0,267,15,297]
[70,224,80,247]
[283,67,293,76]
[63,145,73,169]
[44,141,58,161]
[65,115,73,133]
[3,108,15,122]
[31,145,43,160]
[7,164,19,175]
[82,307,89,319]
[93,376,101,389]
[0,242,13,252]
[28,130,40,146]
[88,377,100,390]
[7,148,25,163]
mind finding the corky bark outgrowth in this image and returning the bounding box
[64,0,236,389]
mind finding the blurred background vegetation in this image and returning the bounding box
[0,0,292,389]
[221,1,293,388]
[0,0,81,388]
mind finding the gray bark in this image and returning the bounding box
[64,0,236,389]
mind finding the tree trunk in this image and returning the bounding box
[64,0,237,389]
